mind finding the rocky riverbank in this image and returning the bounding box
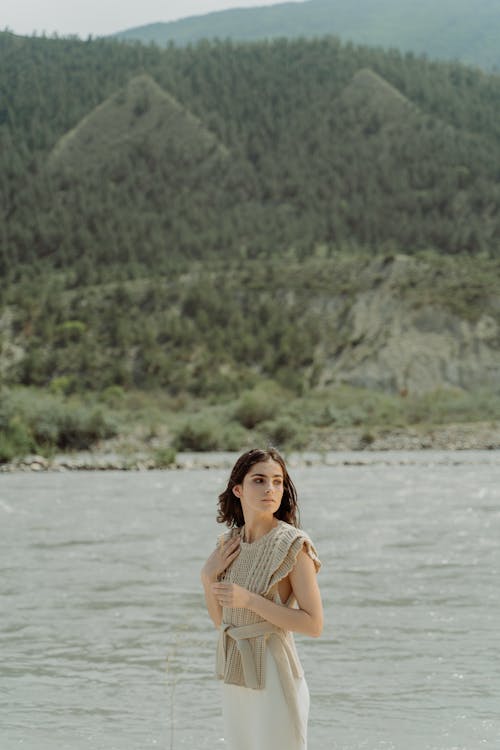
[313,420,500,452]
[1,421,498,472]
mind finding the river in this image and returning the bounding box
[1,451,499,749]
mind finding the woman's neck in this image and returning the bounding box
[242,515,278,543]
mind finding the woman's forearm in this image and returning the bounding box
[246,591,323,638]
[201,572,223,628]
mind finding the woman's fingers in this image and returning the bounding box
[212,582,249,609]
[203,536,240,581]
[212,583,231,605]
[208,537,240,578]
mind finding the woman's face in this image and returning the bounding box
[232,459,284,518]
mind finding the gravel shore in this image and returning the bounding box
[1,421,499,472]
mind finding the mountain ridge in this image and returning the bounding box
[112,0,500,71]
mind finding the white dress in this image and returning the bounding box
[222,647,310,750]
[216,521,320,750]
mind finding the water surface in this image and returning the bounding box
[1,452,499,749]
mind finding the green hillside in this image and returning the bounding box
[1,31,500,460]
[113,0,500,71]
[2,249,500,460]
[3,31,500,282]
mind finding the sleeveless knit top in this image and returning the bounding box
[215,520,321,738]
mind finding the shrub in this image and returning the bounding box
[360,430,375,447]
[234,384,285,429]
[218,422,249,451]
[403,387,500,425]
[99,385,126,407]
[1,389,118,455]
[31,406,61,448]
[49,376,75,396]
[0,397,35,461]
[258,416,308,451]
[175,418,221,451]
[153,446,177,468]
[313,403,367,428]
[175,417,249,452]
[0,416,35,462]
[53,407,117,450]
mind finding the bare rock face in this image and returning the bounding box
[322,255,500,394]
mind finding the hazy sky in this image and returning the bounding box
[2,0,301,38]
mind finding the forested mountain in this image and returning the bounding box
[3,30,500,280]
[113,0,500,71]
[1,31,500,405]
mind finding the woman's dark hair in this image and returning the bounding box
[217,447,299,528]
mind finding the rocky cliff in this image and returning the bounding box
[320,255,500,394]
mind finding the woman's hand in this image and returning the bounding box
[211,582,251,609]
[201,535,241,582]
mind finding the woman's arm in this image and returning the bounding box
[201,535,241,629]
[211,545,323,637]
[201,572,223,629]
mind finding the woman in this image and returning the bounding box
[201,447,323,750]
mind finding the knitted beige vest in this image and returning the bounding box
[215,520,321,706]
